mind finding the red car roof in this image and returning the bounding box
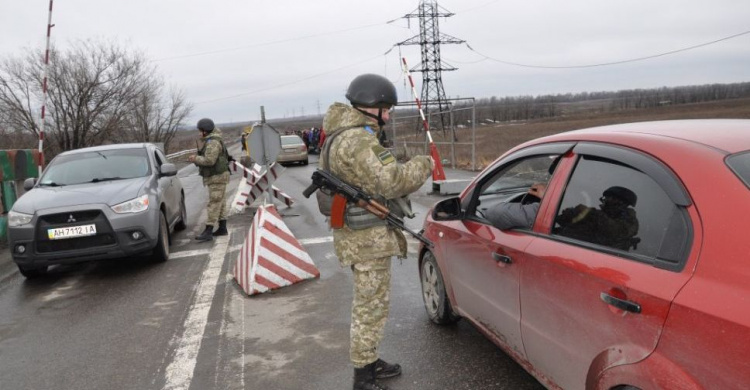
[537,119,750,154]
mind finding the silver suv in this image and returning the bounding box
[7,143,186,278]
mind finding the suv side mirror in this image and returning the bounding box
[432,197,462,221]
[23,177,37,191]
[160,163,177,177]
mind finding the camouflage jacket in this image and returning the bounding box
[322,103,432,266]
[194,127,230,186]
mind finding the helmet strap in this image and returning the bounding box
[354,107,387,128]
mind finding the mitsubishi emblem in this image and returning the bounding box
[67,214,76,223]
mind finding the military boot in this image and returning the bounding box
[195,225,214,242]
[374,359,401,379]
[213,220,228,236]
[353,362,390,390]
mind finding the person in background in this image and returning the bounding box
[301,128,310,149]
[556,186,640,250]
[318,126,326,150]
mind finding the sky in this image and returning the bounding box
[1,0,749,125]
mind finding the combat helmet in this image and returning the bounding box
[197,118,215,133]
[345,74,398,108]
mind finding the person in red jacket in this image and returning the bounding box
[318,127,326,150]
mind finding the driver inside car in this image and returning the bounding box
[485,182,547,230]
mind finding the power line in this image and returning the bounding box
[150,2,504,64]
[442,0,501,14]
[195,53,385,105]
[154,21,393,62]
[461,29,750,69]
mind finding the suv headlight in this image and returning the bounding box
[8,211,33,227]
[112,194,150,214]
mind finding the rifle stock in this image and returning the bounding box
[303,170,434,248]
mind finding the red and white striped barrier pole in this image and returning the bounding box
[229,161,294,214]
[38,0,55,176]
[401,57,447,181]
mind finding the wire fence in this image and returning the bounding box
[390,98,478,171]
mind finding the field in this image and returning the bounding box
[393,97,750,170]
[172,97,750,170]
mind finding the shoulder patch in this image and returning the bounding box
[372,145,395,165]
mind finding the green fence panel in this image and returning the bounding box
[0,215,6,243]
[0,150,11,181]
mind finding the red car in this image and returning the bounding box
[419,119,750,390]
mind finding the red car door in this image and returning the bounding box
[518,145,698,389]
[443,221,533,359]
[442,152,568,360]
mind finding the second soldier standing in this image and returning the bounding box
[188,118,230,242]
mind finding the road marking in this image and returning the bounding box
[298,236,333,245]
[170,235,416,260]
[162,229,233,390]
[169,238,334,262]
[169,249,210,259]
[169,245,243,260]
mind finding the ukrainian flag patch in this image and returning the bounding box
[372,145,395,165]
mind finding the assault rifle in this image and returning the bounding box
[303,170,433,248]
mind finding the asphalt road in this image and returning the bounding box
[0,146,544,390]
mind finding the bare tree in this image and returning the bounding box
[0,39,192,158]
[0,54,40,142]
[119,76,193,153]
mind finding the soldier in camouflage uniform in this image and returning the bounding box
[321,74,433,390]
[556,186,639,250]
[188,118,230,242]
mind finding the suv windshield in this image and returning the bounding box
[39,148,151,186]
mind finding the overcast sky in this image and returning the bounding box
[2,0,749,125]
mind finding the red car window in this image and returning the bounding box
[552,154,691,269]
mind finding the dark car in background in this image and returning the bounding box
[419,120,750,389]
[7,143,186,278]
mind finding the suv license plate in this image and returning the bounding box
[48,224,97,240]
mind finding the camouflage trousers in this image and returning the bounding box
[350,256,391,368]
[206,181,228,226]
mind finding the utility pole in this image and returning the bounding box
[397,0,463,134]
[38,0,55,175]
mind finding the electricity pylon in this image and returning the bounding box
[397,0,464,134]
